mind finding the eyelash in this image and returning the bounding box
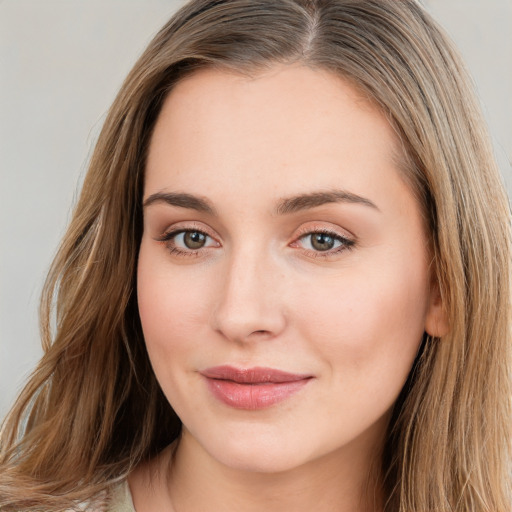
[157,227,355,259]
[157,228,217,258]
[293,228,355,258]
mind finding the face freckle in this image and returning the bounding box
[137,64,442,476]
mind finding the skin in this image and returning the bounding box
[132,64,446,511]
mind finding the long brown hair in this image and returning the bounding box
[1,1,510,510]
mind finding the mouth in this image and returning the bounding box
[201,366,313,410]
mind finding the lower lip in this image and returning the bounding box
[204,378,311,410]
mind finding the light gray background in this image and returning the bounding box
[1,0,511,420]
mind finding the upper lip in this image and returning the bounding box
[201,365,312,384]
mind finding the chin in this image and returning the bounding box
[216,447,306,474]
[196,427,322,474]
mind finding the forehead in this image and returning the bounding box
[144,64,406,210]
[153,65,382,139]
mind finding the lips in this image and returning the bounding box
[201,366,312,410]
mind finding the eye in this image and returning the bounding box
[293,229,355,256]
[176,231,209,249]
[304,232,340,252]
[158,228,219,256]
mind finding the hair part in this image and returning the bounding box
[1,1,510,510]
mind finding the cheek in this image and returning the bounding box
[294,260,429,389]
[137,247,211,368]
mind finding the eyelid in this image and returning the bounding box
[293,222,355,242]
[160,229,218,247]
[155,221,220,243]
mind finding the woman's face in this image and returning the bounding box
[138,65,444,473]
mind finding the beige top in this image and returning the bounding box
[106,480,136,512]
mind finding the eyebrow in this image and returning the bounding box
[142,189,379,215]
[275,190,379,215]
[143,192,216,214]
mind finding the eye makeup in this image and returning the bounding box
[155,221,356,261]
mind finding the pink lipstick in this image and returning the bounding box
[201,366,312,410]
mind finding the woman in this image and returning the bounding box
[1,0,510,510]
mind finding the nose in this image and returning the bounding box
[210,247,287,343]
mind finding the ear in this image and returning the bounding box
[424,279,449,337]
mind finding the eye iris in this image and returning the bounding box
[311,233,335,251]
[184,231,206,249]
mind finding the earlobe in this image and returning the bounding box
[424,282,450,337]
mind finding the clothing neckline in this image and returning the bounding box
[106,479,136,511]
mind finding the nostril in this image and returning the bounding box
[251,330,272,336]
